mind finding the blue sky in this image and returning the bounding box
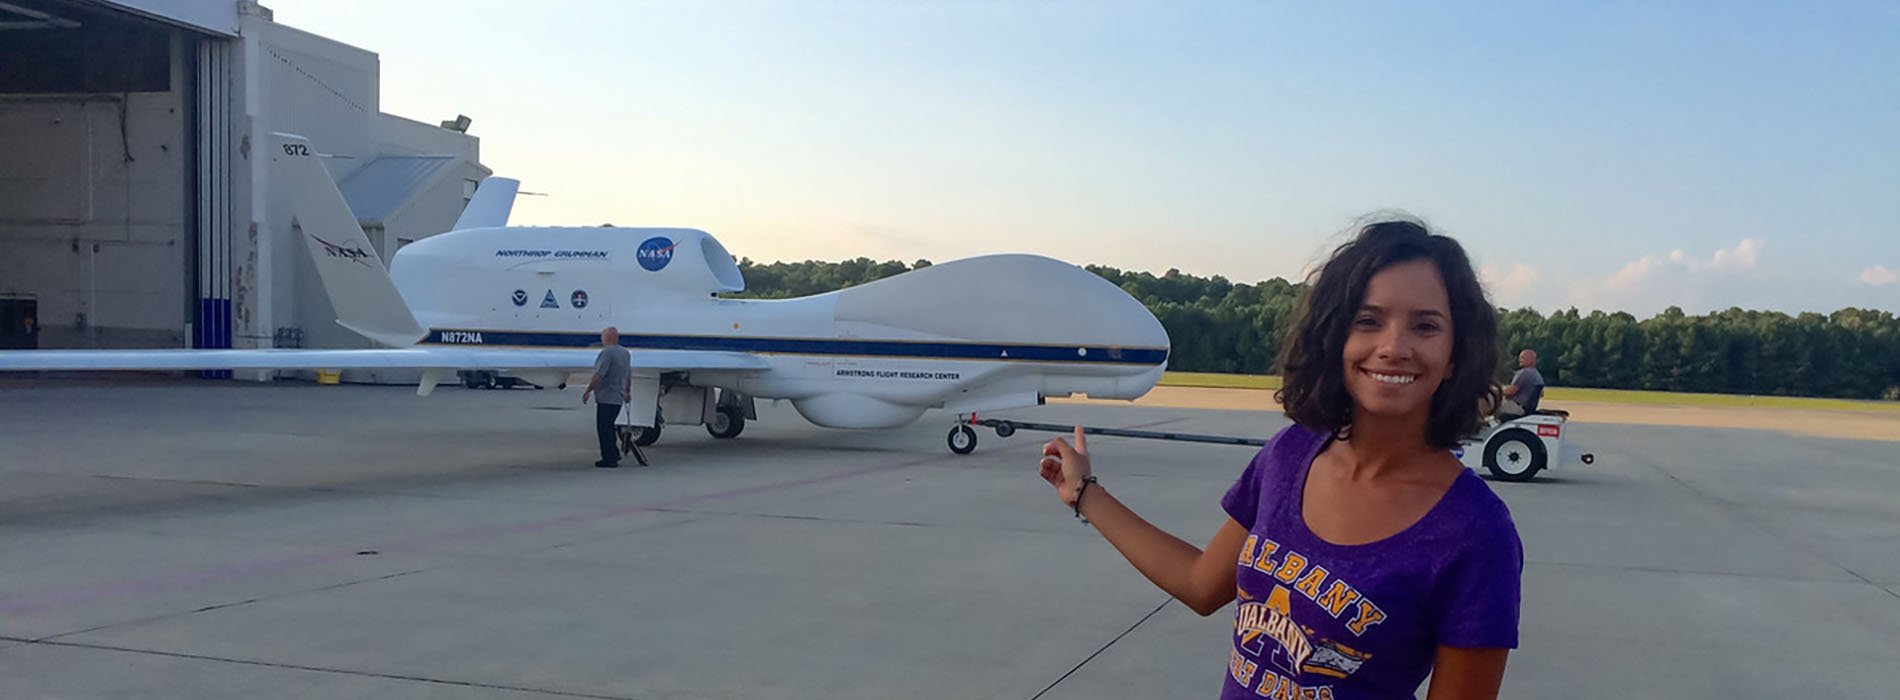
[264,0,1899,316]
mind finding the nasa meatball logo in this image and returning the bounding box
[636,237,677,272]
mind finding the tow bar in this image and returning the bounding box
[945,416,1268,454]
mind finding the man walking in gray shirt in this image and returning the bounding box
[583,326,633,468]
[1502,348,1545,417]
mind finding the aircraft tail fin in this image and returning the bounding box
[268,132,426,347]
[452,176,519,230]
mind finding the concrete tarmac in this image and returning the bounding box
[1,378,1896,698]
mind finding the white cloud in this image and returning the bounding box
[1481,262,1541,304]
[1691,238,1763,272]
[1576,239,1778,315]
[1604,254,1673,290]
[1862,265,1898,287]
[1603,238,1763,291]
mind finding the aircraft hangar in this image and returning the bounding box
[0,0,488,382]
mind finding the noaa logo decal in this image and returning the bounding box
[636,237,677,272]
[511,290,528,307]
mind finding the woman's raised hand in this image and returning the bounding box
[1038,426,1092,508]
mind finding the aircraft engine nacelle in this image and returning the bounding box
[792,393,928,429]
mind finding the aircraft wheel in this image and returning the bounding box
[948,424,978,455]
[1483,428,1546,482]
[634,410,663,447]
[707,405,746,439]
[994,421,1016,438]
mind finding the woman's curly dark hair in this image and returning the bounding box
[1273,218,1500,449]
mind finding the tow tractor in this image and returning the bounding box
[1451,409,1593,482]
[950,409,1592,483]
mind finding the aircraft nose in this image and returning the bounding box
[1108,286,1170,357]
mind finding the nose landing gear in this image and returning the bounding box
[947,423,978,454]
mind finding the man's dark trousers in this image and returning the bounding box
[596,402,623,464]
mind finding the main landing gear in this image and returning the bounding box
[610,400,748,466]
[705,404,746,440]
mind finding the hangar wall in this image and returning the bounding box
[0,16,198,349]
[1,0,489,386]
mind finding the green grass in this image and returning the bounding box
[1159,372,1900,413]
[1158,372,1282,391]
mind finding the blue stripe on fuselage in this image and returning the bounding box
[421,329,1168,365]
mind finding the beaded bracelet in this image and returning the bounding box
[1074,475,1099,524]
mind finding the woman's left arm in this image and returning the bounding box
[1424,647,1509,700]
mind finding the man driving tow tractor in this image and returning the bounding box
[1499,349,1544,418]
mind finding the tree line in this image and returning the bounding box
[732,258,1900,400]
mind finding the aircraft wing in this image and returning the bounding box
[0,347,770,373]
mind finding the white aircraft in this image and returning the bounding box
[1,133,1171,456]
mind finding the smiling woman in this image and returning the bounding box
[1276,220,1501,449]
[1037,217,1523,700]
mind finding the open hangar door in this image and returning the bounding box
[0,0,228,352]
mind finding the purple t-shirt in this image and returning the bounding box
[1218,424,1522,700]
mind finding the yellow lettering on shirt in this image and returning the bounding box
[1275,553,1309,583]
[1316,580,1360,618]
[1294,566,1329,601]
[1346,599,1388,636]
[1253,538,1282,575]
[1266,585,1292,616]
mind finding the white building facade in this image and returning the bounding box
[1,0,488,382]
